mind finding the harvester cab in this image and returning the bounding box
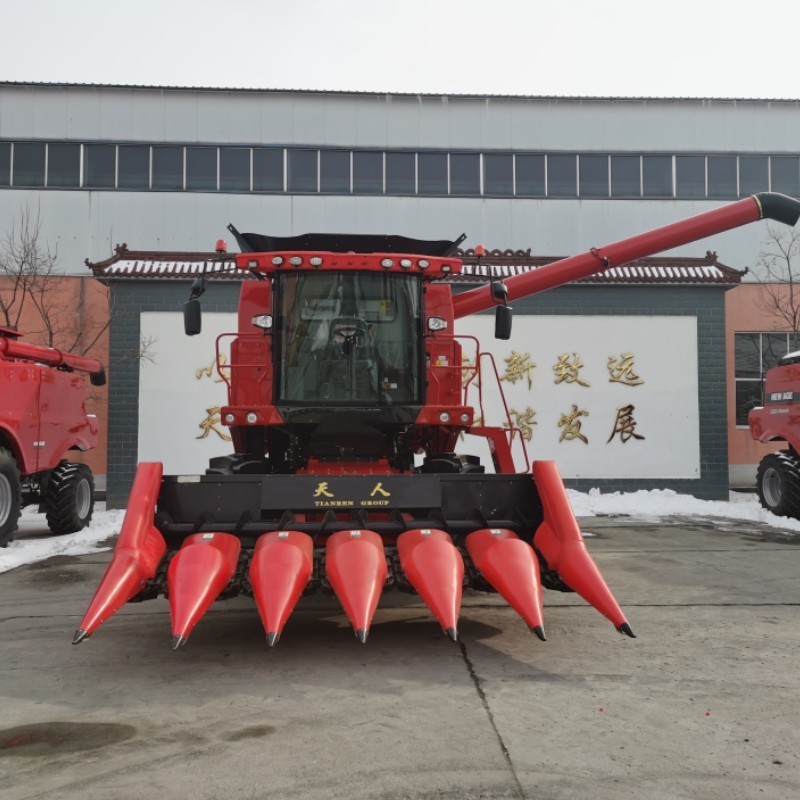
[76,192,800,651]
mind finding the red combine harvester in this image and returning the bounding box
[0,328,106,546]
[749,351,800,518]
[76,193,800,649]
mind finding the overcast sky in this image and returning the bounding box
[1,0,798,99]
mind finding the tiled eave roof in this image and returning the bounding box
[457,251,743,285]
[86,245,743,286]
[86,245,240,280]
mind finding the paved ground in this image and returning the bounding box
[1,514,798,800]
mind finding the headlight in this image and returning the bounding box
[251,314,273,330]
[427,317,447,331]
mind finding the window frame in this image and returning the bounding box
[734,331,800,427]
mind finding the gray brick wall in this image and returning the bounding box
[106,280,241,507]
[105,279,729,506]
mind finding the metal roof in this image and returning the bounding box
[2,82,798,104]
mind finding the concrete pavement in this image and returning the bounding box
[0,515,798,800]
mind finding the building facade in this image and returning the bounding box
[4,83,800,500]
[2,84,800,271]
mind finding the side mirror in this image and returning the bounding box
[90,365,107,387]
[495,305,512,340]
[490,281,509,304]
[184,299,202,336]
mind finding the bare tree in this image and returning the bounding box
[0,204,58,333]
[0,204,111,358]
[753,223,800,334]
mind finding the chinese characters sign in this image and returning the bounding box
[456,315,698,479]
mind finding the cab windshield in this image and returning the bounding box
[277,272,421,405]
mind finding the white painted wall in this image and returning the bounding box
[137,312,699,480]
[138,312,234,473]
[454,315,699,479]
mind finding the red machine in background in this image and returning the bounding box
[76,192,800,650]
[749,351,800,518]
[0,328,106,546]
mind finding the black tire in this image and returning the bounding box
[44,462,95,535]
[756,452,800,518]
[0,446,22,547]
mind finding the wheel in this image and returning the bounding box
[0,446,22,547]
[44,462,95,535]
[756,452,800,518]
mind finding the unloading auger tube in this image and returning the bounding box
[453,193,800,317]
[74,192,800,651]
[0,332,106,383]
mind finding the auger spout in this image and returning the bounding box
[452,192,800,319]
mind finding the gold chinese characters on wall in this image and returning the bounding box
[495,350,647,445]
[194,354,231,441]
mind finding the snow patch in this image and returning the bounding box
[1,489,797,575]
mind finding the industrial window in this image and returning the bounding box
[739,156,769,196]
[0,143,11,186]
[449,153,480,196]
[353,151,383,194]
[547,154,577,197]
[118,145,149,189]
[707,156,738,199]
[734,332,800,425]
[610,155,640,197]
[84,144,116,188]
[8,139,800,202]
[483,154,513,196]
[186,147,217,191]
[642,155,672,197]
[418,152,447,195]
[219,147,250,192]
[385,152,415,195]
[13,142,46,187]
[515,154,545,196]
[579,155,609,197]
[771,157,800,197]
[253,149,284,192]
[288,149,317,192]
[152,146,183,190]
[320,150,351,193]
[675,156,705,198]
[47,144,80,187]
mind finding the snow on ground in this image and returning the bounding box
[0,504,125,575]
[1,489,798,576]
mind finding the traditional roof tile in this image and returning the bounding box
[86,245,743,286]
